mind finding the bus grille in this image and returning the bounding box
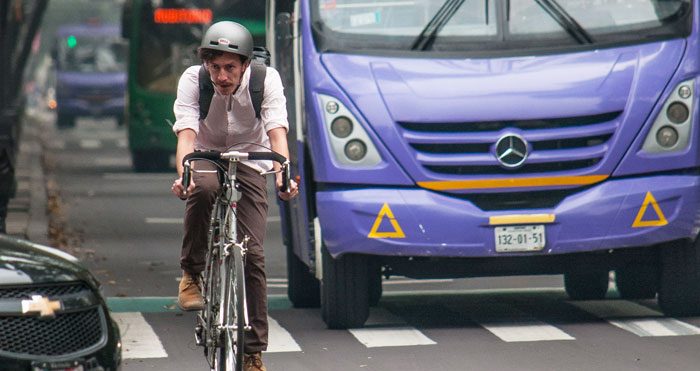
[399,111,620,176]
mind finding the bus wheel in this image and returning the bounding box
[132,150,170,172]
[287,242,320,308]
[615,263,658,300]
[368,262,382,307]
[564,270,609,300]
[321,245,369,329]
[658,239,700,316]
[56,113,75,129]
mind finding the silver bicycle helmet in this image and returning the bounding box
[199,21,253,60]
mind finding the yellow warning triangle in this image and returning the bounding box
[632,192,668,228]
[368,203,405,238]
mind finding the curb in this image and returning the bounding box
[5,109,49,245]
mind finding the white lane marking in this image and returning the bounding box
[146,218,182,224]
[266,316,302,353]
[570,300,700,337]
[95,157,132,166]
[145,216,281,224]
[348,308,435,348]
[80,139,101,149]
[112,312,168,359]
[116,138,128,148]
[477,320,575,342]
[446,301,575,343]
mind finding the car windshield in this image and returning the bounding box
[311,0,691,54]
[59,36,126,73]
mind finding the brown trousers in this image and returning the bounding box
[181,161,269,353]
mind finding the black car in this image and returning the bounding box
[0,234,121,371]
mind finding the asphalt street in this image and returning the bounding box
[8,111,700,371]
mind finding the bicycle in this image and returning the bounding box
[182,149,290,371]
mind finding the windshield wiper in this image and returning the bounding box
[411,0,466,51]
[534,0,593,44]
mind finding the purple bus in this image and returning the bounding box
[268,0,699,328]
[53,23,127,128]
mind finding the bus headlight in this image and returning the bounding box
[318,94,381,166]
[642,79,694,153]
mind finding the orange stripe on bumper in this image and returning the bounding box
[417,174,608,191]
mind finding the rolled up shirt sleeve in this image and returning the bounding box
[261,67,289,133]
[172,66,201,135]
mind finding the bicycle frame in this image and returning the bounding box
[186,149,289,371]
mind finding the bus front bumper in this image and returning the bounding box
[316,175,700,258]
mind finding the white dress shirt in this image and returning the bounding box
[172,64,289,172]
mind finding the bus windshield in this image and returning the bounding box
[311,0,691,54]
[136,0,265,93]
[59,36,126,73]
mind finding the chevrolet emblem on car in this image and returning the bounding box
[21,295,62,318]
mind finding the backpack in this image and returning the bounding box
[198,46,271,120]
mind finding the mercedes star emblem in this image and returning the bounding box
[495,134,529,168]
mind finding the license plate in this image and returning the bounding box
[32,361,84,371]
[494,225,546,252]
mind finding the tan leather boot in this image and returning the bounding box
[177,271,203,311]
[243,352,267,371]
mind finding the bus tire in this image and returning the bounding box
[132,150,170,172]
[658,239,700,316]
[56,113,75,129]
[368,261,382,307]
[564,270,609,300]
[321,245,369,329]
[615,263,658,300]
[287,243,320,308]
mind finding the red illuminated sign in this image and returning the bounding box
[154,8,213,24]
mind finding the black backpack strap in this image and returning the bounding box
[198,65,214,120]
[248,60,267,119]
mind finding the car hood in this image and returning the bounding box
[0,235,92,286]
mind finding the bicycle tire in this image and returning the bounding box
[197,203,218,367]
[219,243,246,371]
[214,253,229,371]
[233,244,246,368]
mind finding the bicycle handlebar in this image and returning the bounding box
[181,150,291,193]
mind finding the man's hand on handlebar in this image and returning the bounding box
[277,174,299,201]
[172,176,195,200]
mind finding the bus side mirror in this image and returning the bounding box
[276,13,293,48]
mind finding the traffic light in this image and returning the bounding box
[66,35,77,48]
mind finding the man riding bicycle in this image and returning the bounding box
[170,21,298,371]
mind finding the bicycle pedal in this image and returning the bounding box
[194,324,205,346]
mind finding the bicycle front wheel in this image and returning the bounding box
[221,244,246,371]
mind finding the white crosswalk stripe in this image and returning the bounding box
[112,312,168,359]
[570,300,700,337]
[112,299,700,359]
[80,139,101,149]
[266,316,302,353]
[449,301,576,342]
[348,308,436,347]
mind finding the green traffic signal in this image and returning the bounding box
[67,35,77,48]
